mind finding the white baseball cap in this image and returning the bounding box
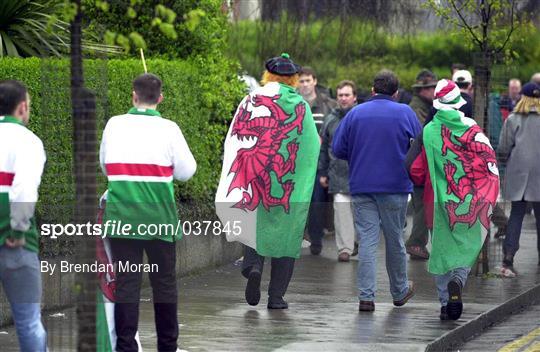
[452,70,472,84]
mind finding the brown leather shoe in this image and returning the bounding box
[359,300,375,312]
[406,245,430,260]
[338,252,350,262]
[393,280,415,306]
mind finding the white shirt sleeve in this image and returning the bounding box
[9,135,46,232]
[99,122,108,175]
[170,124,196,181]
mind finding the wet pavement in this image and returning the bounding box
[461,304,540,351]
[0,214,539,351]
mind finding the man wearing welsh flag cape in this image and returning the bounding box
[406,79,499,321]
[215,53,319,309]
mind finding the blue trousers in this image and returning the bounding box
[434,267,470,306]
[0,246,47,352]
[352,193,410,301]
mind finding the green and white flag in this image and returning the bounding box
[424,109,499,274]
[216,82,319,258]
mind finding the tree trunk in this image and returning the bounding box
[473,52,492,132]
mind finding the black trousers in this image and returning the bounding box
[110,238,178,352]
[241,245,295,298]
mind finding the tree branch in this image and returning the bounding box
[481,0,489,52]
[449,0,483,47]
[496,0,516,53]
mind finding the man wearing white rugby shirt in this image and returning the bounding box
[100,73,196,352]
[0,80,47,352]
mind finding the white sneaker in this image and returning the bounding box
[500,265,517,278]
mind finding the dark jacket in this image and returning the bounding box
[318,107,353,194]
[310,94,338,119]
[405,131,434,229]
[409,94,432,124]
[332,95,422,194]
[460,92,474,118]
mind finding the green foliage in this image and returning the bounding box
[0,0,70,57]
[227,18,540,92]
[84,0,227,58]
[0,56,244,256]
[424,0,523,55]
[0,0,121,57]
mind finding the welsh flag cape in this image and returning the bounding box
[424,109,499,275]
[96,192,143,351]
[215,82,319,258]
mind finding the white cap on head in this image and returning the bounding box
[452,70,472,84]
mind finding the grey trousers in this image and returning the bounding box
[406,186,429,247]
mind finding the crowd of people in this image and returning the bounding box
[225,53,540,324]
[0,51,539,350]
[297,62,540,282]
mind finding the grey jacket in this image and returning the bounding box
[497,112,540,201]
[318,107,352,194]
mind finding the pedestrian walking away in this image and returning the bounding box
[332,70,420,312]
[100,73,197,351]
[318,80,358,262]
[0,80,47,352]
[406,79,499,321]
[497,82,540,277]
[215,53,319,309]
[298,66,337,255]
[406,69,438,260]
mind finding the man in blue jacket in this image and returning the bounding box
[332,70,421,312]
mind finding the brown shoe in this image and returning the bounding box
[406,245,430,260]
[359,300,375,312]
[393,281,415,306]
[338,252,350,262]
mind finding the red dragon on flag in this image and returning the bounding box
[441,124,499,230]
[227,94,306,213]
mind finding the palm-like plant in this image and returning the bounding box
[0,0,121,57]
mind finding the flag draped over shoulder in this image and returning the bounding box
[423,109,499,274]
[215,82,319,258]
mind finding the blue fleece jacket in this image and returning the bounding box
[332,95,421,194]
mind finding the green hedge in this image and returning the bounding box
[0,57,244,255]
[228,19,540,92]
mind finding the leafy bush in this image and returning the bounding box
[84,0,228,59]
[0,0,121,57]
[0,57,244,255]
[228,18,540,92]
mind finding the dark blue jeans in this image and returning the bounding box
[503,201,540,261]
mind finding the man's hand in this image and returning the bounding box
[319,176,329,188]
[5,237,26,248]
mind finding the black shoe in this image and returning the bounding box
[268,296,288,309]
[245,269,261,306]
[310,244,322,255]
[447,279,463,320]
[352,242,359,256]
[494,226,506,239]
[440,306,450,320]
